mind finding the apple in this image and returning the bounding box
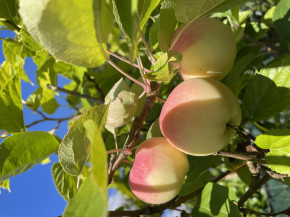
[171,17,236,81]
[159,78,242,156]
[129,137,189,204]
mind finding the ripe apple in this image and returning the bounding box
[159,78,242,156]
[171,17,236,81]
[129,137,189,204]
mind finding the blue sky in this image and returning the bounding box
[0,29,72,217]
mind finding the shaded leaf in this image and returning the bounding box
[242,74,290,121]
[0,131,59,182]
[158,0,177,52]
[138,0,161,30]
[273,0,290,41]
[52,162,78,201]
[59,105,109,176]
[146,118,163,139]
[192,183,241,217]
[180,156,220,196]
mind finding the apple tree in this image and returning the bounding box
[0,0,290,216]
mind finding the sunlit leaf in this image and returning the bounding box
[63,177,107,217]
[256,129,290,175]
[52,162,78,201]
[0,131,59,182]
[0,61,25,133]
[19,0,113,67]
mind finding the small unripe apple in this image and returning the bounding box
[159,78,242,156]
[171,17,236,81]
[129,137,189,204]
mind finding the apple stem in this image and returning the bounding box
[108,50,152,73]
[136,24,157,65]
[136,55,151,92]
[107,59,147,91]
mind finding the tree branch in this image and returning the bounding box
[215,151,267,166]
[243,33,284,55]
[107,81,161,185]
[238,173,271,207]
[47,84,103,104]
[108,50,151,73]
[84,73,105,102]
[239,206,290,216]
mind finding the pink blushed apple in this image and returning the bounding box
[129,137,189,204]
[171,17,236,81]
[159,78,242,156]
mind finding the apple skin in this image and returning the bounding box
[129,137,189,204]
[159,78,242,156]
[171,17,236,81]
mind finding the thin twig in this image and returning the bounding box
[136,24,157,64]
[107,59,147,91]
[47,84,103,104]
[136,55,151,92]
[84,73,105,102]
[240,206,290,216]
[26,115,73,129]
[108,50,151,73]
[215,151,267,166]
[238,173,271,207]
[244,34,283,55]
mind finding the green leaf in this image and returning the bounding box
[258,55,290,88]
[52,162,78,201]
[0,131,59,182]
[192,183,242,217]
[273,0,290,41]
[59,105,109,176]
[0,179,10,193]
[138,0,161,30]
[149,17,160,51]
[175,0,224,24]
[144,51,181,81]
[3,38,31,82]
[180,156,220,196]
[146,118,163,139]
[112,0,137,41]
[242,74,290,121]
[0,0,20,24]
[63,177,107,217]
[255,129,290,175]
[158,0,177,52]
[175,0,251,24]
[19,0,113,68]
[0,61,25,133]
[83,120,107,190]
[112,0,138,62]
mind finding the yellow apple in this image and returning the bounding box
[129,137,189,204]
[159,78,242,156]
[171,17,236,81]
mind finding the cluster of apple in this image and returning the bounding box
[129,17,242,204]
